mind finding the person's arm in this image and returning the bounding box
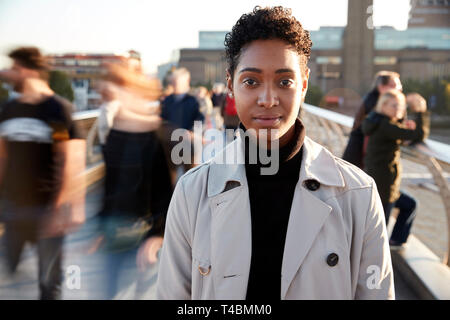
[156,178,192,300]
[381,112,425,141]
[355,180,395,299]
[41,139,87,238]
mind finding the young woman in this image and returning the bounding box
[157,6,394,300]
[362,89,427,248]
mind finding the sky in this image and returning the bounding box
[0,0,411,74]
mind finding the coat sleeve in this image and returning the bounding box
[156,178,193,299]
[355,180,395,300]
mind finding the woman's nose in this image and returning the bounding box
[257,85,279,108]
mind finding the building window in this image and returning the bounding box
[374,56,397,65]
[319,72,340,79]
[64,59,76,66]
[316,56,342,64]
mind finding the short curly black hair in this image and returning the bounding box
[225,6,312,79]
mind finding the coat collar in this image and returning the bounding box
[208,135,345,197]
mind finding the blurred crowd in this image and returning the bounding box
[0,46,237,299]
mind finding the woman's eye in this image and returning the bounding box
[243,79,257,86]
[280,79,294,87]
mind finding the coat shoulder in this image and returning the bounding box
[177,161,211,197]
[333,155,376,191]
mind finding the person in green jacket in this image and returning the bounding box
[362,89,428,248]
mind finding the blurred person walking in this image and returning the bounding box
[211,82,226,109]
[161,68,204,132]
[94,62,173,299]
[342,71,402,168]
[362,89,429,247]
[193,86,214,129]
[405,92,430,145]
[160,68,204,180]
[0,47,85,299]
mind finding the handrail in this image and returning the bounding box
[303,103,450,266]
[73,110,104,183]
[73,109,100,121]
[303,103,450,165]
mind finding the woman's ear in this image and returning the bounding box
[226,69,233,94]
[301,68,310,101]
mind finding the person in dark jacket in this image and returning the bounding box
[161,68,204,131]
[160,68,205,179]
[362,89,428,247]
[342,71,402,168]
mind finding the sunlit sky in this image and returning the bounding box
[0,0,411,74]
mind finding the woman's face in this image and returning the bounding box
[378,77,402,94]
[227,39,309,147]
[383,97,405,120]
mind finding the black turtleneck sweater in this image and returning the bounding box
[244,119,305,300]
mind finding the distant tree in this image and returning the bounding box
[304,84,323,106]
[49,70,74,102]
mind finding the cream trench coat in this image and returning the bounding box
[156,136,395,300]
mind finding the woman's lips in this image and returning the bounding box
[253,116,282,126]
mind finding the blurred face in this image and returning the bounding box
[171,73,190,94]
[227,39,309,147]
[378,77,402,94]
[0,61,40,92]
[382,97,405,120]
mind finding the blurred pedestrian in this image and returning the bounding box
[94,62,173,299]
[406,92,430,145]
[161,68,204,131]
[211,82,226,109]
[342,71,402,168]
[160,68,204,179]
[193,86,213,128]
[362,89,429,248]
[0,47,85,299]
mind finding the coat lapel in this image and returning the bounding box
[208,137,252,299]
[280,185,332,299]
[281,137,345,299]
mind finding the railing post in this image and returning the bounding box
[419,154,450,266]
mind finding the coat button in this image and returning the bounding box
[305,179,320,191]
[327,253,339,267]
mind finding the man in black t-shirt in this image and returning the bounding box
[0,47,85,300]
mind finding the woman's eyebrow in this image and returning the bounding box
[238,67,261,74]
[275,68,295,74]
[238,67,295,74]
